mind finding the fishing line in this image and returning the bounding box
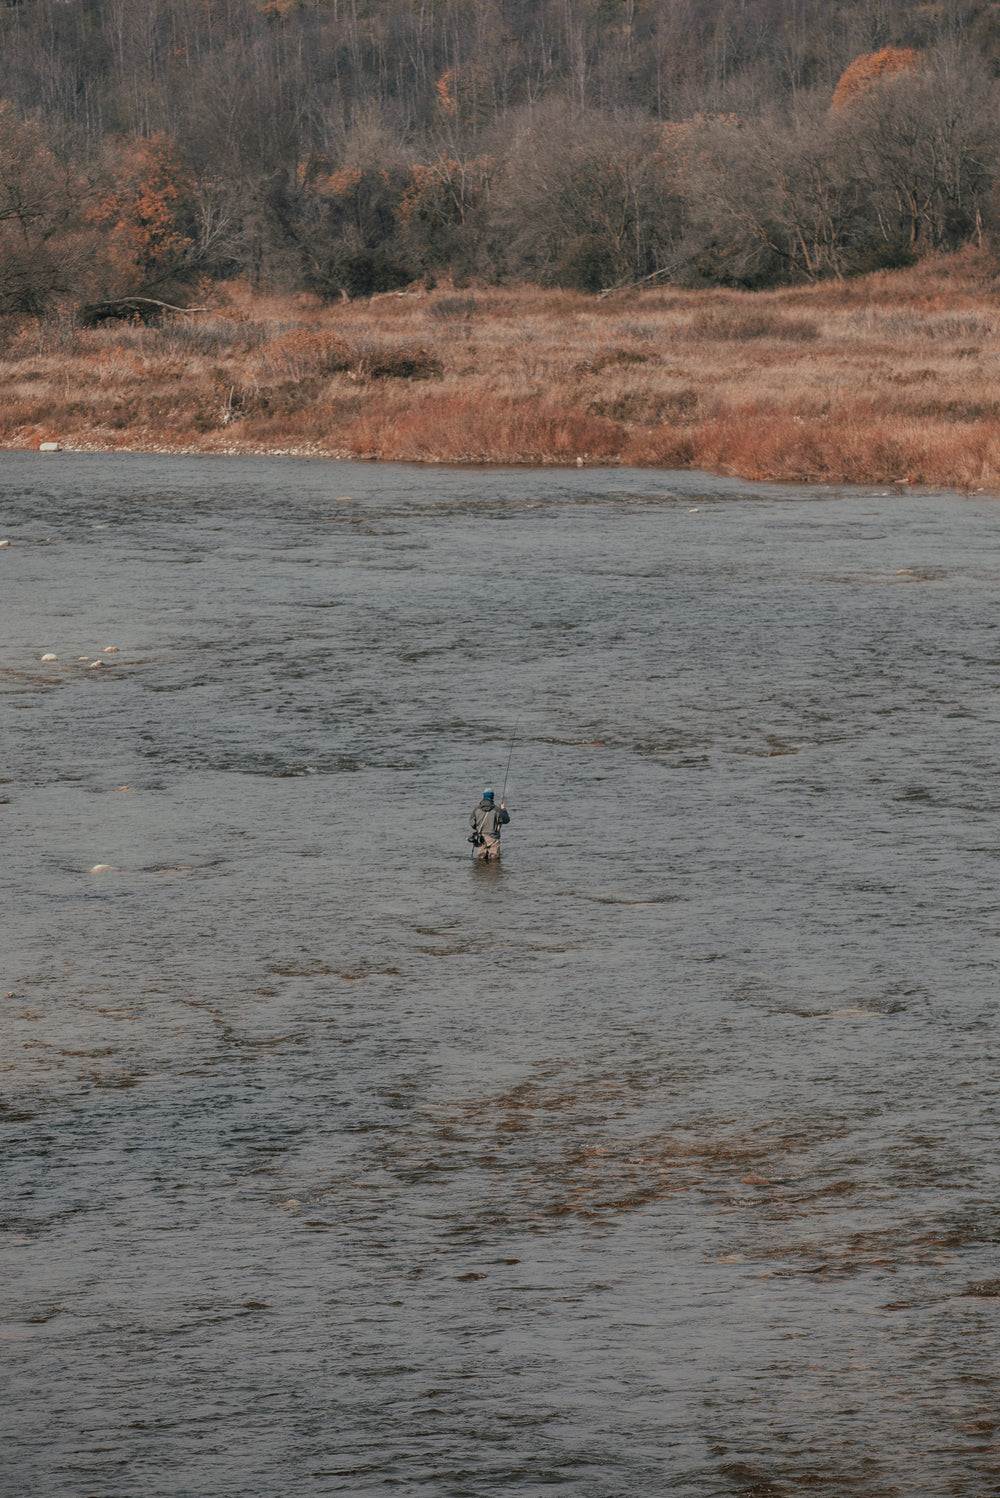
[500,718,519,803]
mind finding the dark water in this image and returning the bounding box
[2,452,999,1497]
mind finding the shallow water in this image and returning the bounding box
[2,452,999,1497]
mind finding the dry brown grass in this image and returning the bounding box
[5,250,1000,487]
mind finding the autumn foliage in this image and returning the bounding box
[86,136,193,295]
[2,0,1000,489]
[0,0,998,310]
[831,48,922,110]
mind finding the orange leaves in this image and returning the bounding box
[435,71,457,118]
[296,158,365,200]
[399,163,442,226]
[399,154,492,228]
[319,168,365,199]
[434,66,491,126]
[832,48,922,110]
[87,135,192,290]
[295,153,327,189]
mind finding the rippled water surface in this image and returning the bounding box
[3,452,999,1497]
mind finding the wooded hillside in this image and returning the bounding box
[3,0,1000,310]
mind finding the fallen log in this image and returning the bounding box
[78,296,211,326]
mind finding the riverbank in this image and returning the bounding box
[5,250,1000,489]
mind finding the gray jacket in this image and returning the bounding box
[470,798,510,838]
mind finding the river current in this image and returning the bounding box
[2,452,998,1497]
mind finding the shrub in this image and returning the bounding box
[688,309,819,341]
[258,329,352,378]
[429,296,481,320]
[847,237,918,275]
[574,346,652,374]
[590,387,698,422]
[349,341,443,380]
[556,235,620,293]
[337,253,413,299]
[154,316,268,355]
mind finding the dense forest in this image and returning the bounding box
[3,0,1000,310]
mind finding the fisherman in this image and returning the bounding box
[469,788,509,861]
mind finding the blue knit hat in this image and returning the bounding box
[483,789,494,799]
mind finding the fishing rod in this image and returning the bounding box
[500,718,519,805]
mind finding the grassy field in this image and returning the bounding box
[5,250,1000,489]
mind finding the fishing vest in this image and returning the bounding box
[473,800,499,837]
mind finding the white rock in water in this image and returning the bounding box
[104,646,119,653]
[0,539,10,547]
[87,660,102,669]
[39,441,61,452]
[41,653,57,662]
[90,864,112,872]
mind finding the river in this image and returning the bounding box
[2,452,998,1496]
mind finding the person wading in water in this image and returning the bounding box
[469,789,510,861]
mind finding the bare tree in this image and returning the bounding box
[493,102,684,286]
[834,46,999,258]
[0,102,86,311]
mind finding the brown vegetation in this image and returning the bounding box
[3,6,1000,310]
[5,252,1000,489]
[830,47,923,112]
